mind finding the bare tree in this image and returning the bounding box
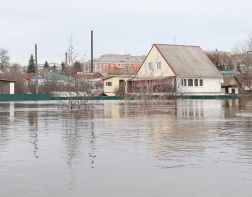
[232,35,252,96]
[126,77,178,105]
[0,63,27,93]
[58,73,95,111]
[207,52,233,71]
[0,48,10,71]
[233,34,252,73]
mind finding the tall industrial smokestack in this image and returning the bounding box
[35,44,38,67]
[91,30,94,73]
[65,52,68,66]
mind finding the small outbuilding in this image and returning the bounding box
[103,76,133,96]
[0,79,15,94]
[221,76,239,95]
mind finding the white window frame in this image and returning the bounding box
[188,79,193,86]
[194,79,198,86]
[148,62,153,71]
[200,79,203,86]
[183,79,187,86]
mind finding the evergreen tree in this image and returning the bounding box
[73,61,82,73]
[61,62,66,72]
[27,54,36,73]
[44,61,50,69]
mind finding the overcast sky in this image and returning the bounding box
[1,0,252,65]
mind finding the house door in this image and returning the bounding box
[225,87,229,94]
[119,80,125,95]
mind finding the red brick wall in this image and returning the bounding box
[95,62,141,74]
[0,81,10,94]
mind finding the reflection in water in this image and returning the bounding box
[88,120,96,168]
[63,113,82,168]
[0,100,252,197]
[177,99,224,119]
[27,111,39,158]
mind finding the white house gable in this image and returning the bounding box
[138,46,175,78]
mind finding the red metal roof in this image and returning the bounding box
[129,76,174,81]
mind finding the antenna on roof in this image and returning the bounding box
[173,34,177,45]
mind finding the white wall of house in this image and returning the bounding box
[9,82,15,94]
[228,87,239,94]
[177,78,222,95]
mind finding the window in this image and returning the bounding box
[188,79,193,86]
[148,62,153,70]
[194,79,198,86]
[106,82,112,86]
[157,62,161,69]
[184,79,187,86]
[200,79,203,86]
[119,80,125,85]
[181,79,184,86]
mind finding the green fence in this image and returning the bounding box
[0,94,241,102]
[0,94,52,101]
[184,95,239,99]
[0,94,124,102]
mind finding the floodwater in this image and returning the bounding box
[0,99,252,197]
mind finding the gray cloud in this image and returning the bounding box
[1,0,252,65]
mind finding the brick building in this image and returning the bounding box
[84,54,144,75]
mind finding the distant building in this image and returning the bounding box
[220,70,240,77]
[221,76,239,95]
[31,72,69,86]
[0,79,15,94]
[128,44,222,95]
[84,54,144,75]
[220,70,240,95]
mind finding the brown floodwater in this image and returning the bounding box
[0,99,252,197]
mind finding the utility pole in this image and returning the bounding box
[65,52,68,66]
[35,44,38,66]
[35,44,38,94]
[91,30,94,73]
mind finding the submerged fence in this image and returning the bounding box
[0,93,240,102]
[0,94,52,101]
[0,94,124,102]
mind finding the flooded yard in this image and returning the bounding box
[0,99,252,197]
